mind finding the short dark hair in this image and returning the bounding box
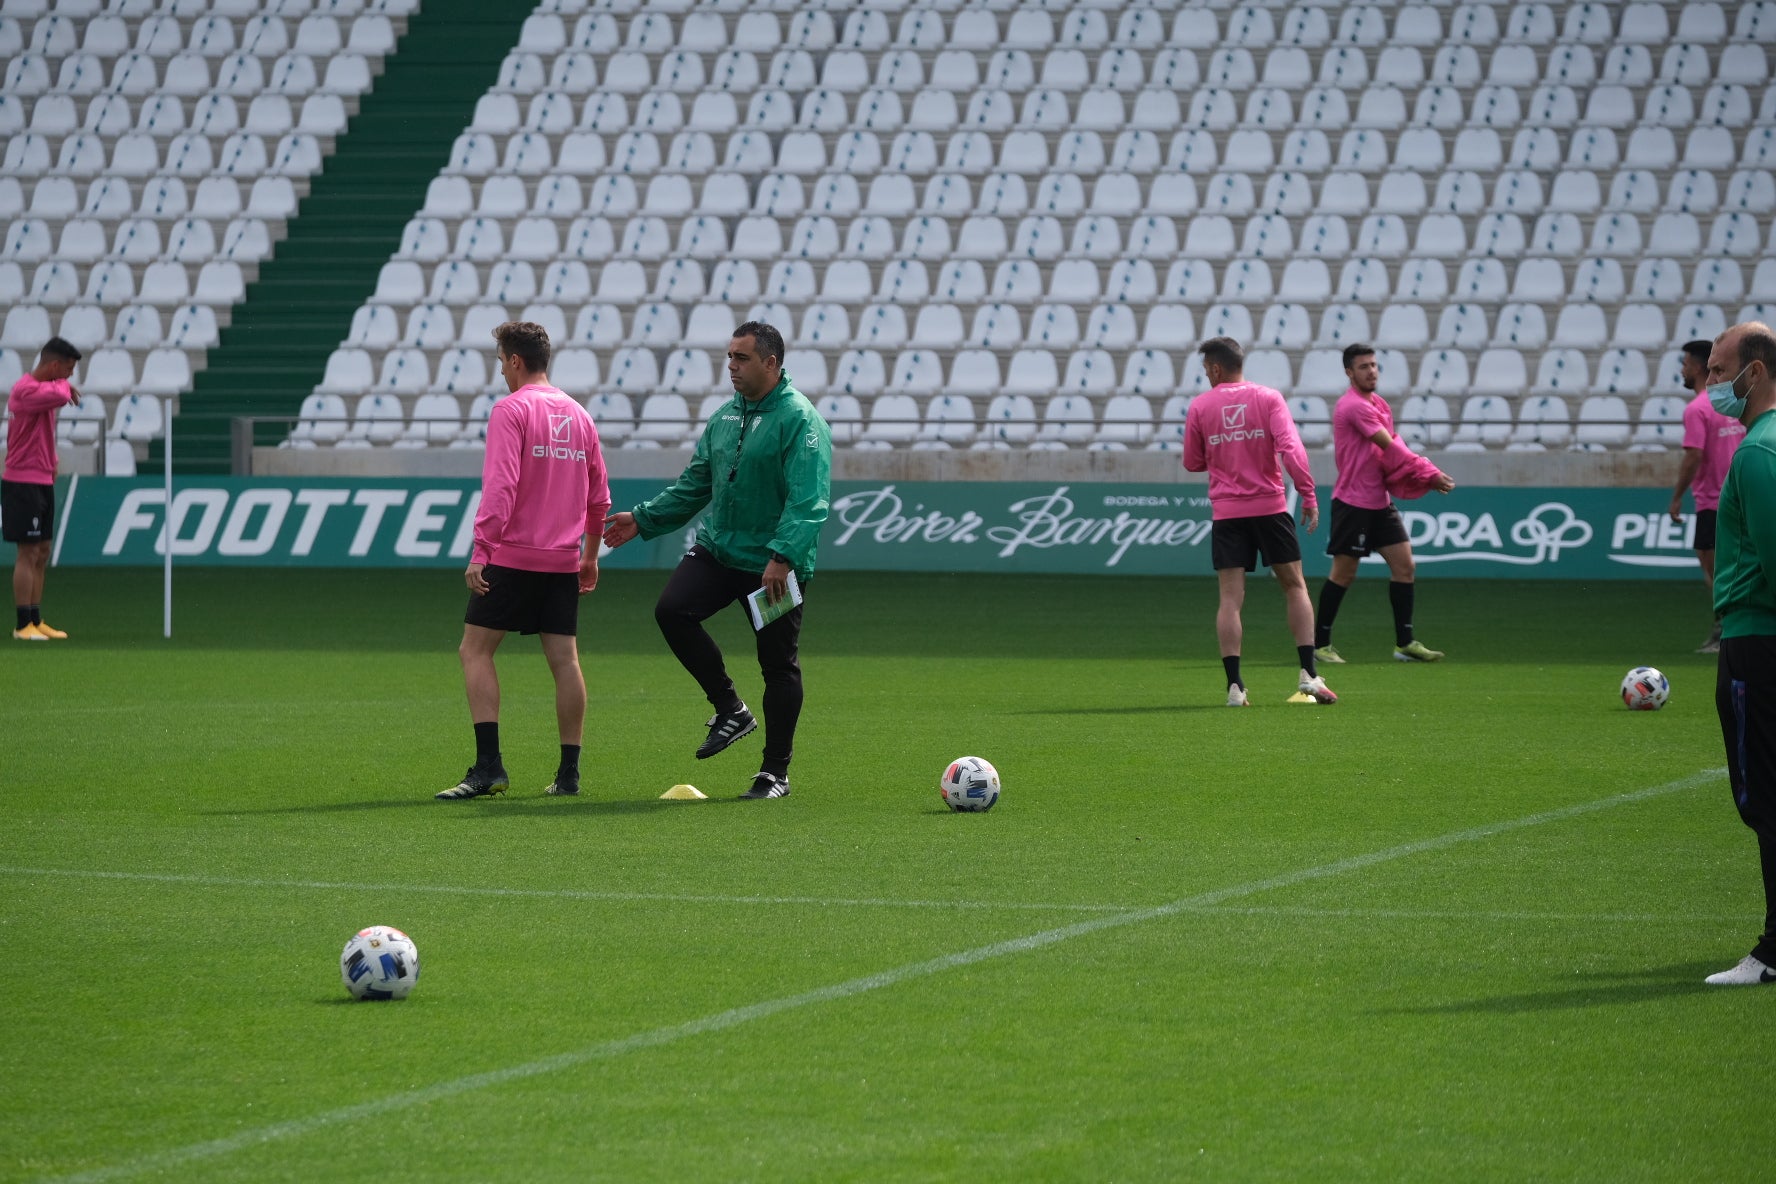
[1341,343,1376,369]
[1682,339,1713,365]
[40,336,81,364]
[1198,336,1244,372]
[1735,322,1776,376]
[493,321,550,373]
[732,321,784,366]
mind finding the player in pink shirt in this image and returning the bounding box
[439,321,611,801]
[1313,344,1457,666]
[1669,339,1747,652]
[5,336,83,641]
[1183,336,1336,706]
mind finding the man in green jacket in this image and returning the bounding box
[603,322,832,799]
[1704,320,1776,986]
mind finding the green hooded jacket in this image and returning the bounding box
[630,372,833,579]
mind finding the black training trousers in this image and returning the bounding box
[1715,633,1776,964]
[655,545,804,776]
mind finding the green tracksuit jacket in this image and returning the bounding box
[1715,407,1776,638]
[630,372,833,580]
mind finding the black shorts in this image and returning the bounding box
[0,479,54,544]
[1695,508,1718,552]
[464,564,579,635]
[1326,498,1410,558]
[1211,512,1301,572]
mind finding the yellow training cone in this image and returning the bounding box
[660,784,708,800]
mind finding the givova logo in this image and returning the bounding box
[1208,402,1266,446]
[533,413,585,461]
[101,486,483,560]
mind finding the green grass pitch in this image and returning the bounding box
[0,567,1762,1181]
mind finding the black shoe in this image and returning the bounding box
[739,771,790,799]
[437,765,509,800]
[696,704,757,759]
[544,771,580,796]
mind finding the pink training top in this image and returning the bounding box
[4,374,75,485]
[472,383,611,573]
[1331,387,1397,510]
[1682,390,1746,511]
[1182,380,1317,520]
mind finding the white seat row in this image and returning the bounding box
[1,300,219,349]
[488,41,1767,99]
[277,385,1698,456]
[336,287,1773,354]
[0,258,246,306]
[284,390,498,449]
[32,392,165,446]
[504,3,1776,59]
[4,49,379,98]
[9,12,396,59]
[7,344,194,396]
[2,0,414,21]
[384,208,1774,267]
[1,91,350,139]
[465,82,1776,141]
[409,168,1776,226]
[2,174,299,223]
[426,123,1776,184]
[5,131,328,177]
[357,243,1776,312]
[4,215,278,263]
[305,338,1706,405]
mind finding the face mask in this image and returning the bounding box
[1708,364,1753,418]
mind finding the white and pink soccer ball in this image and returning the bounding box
[1621,667,1670,711]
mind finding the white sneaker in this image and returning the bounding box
[1704,954,1776,985]
[1297,671,1338,704]
[1226,684,1249,707]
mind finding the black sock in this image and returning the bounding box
[16,607,30,631]
[1297,645,1317,678]
[760,759,789,779]
[559,744,581,775]
[1315,581,1347,649]
[473,722,501,768]
[1222,655,1242,689]
[1389,582,1416,647]
[29,605,41,626]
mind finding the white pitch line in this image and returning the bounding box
[0,868,1740,927]
[0,867,1129,914]
[39,767,1723,1184]
[1179,904,1747,925]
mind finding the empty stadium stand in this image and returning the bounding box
[4,0,1775,468]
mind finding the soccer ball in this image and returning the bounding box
[340,925,420,1000]
[1621,666,1670,711]
[940,756,1001,812]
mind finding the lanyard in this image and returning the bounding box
[728,400,759,483]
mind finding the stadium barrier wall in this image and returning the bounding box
[13,476,1707,580]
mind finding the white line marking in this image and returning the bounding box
[0,867,1127,914]
[39,767,1723,1184]
[1181,904,1746,925]
[50,472,77,567]
[0,869,1742,927]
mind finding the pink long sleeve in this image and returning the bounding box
[471,384,607,573]
[3,376,74,484]
[472,399,523,564]
[1380,437,1446,500]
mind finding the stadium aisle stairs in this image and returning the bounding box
[165,0,527,474]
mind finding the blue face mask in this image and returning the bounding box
[1708,364,1753,419]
